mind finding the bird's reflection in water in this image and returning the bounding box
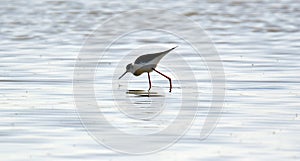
[126,90,164,97]
[121,90,165,120]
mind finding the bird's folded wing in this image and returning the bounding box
[134,46,177,65]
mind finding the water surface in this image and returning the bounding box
[0,0,299,160]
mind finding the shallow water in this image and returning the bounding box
[1,0,300,160]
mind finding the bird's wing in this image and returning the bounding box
[134,46,177,65]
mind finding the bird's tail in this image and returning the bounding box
[169,46,178,51]
[159,46,178,57]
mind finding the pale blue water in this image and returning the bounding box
[0,0,300,160]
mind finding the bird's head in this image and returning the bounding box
[126,63,133,72]
[119,63,133,79]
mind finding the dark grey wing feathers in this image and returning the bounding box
[134,46,177,64]
[134,53,159,64]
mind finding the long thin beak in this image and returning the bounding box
[118,71,127,79]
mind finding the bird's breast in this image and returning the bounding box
[133,65,155,76]
[133,68,147,76]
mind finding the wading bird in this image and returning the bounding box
[119,46,177,92]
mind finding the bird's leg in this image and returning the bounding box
[152,68,172,92]
[147,72,152,91]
